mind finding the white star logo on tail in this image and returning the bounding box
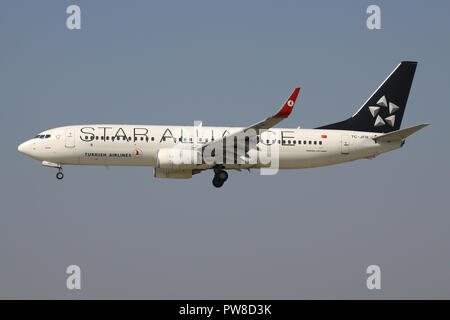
[368,95,399,127]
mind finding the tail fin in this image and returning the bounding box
[317,61,417,133]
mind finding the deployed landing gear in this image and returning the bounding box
[42,161,64,180]
[212,166,228,188]
[212,176,224,188]
[56,168,64,180]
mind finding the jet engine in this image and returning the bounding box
[156,148,200,169]
[153,167,193,179]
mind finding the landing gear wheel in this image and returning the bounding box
[56,171,64,180]
[217,170,228,181]
[212,176,224,188]
[212,166,227,188]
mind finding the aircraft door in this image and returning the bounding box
[65,128,75,148]
[341,135,350,154]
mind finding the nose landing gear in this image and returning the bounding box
[212,166,228,188]
[56,168,64,180]
[42,161,64,180]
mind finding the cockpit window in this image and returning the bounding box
[35,134,51,139]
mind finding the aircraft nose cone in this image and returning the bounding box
[18,142,26,153]
[18,140,32,156]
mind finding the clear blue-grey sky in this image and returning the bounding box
[1,0,449,298]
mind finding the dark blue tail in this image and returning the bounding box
[317,61,417,133]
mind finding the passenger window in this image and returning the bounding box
[319,141,322,145]
[140,137,144,141]
[309,141,311,144]
[293,140,296,144]
[106,136,110,140]
[95,136,99,140]
[45,134,51,139]
[298,140,301,144]
[303,141,306,144]
[162,137,166,141]
[146,137,149,142]
[151,137,154,141]
[282,140,286,144]
[101,136,104,140]
[314,141,317,145]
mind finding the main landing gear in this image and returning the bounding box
[56,167,64,180]
[212,166,228,188]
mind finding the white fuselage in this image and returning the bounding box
[18,124,401,170]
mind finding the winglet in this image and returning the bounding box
[271,87,300,119]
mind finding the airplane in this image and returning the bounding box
[18,61,428,188]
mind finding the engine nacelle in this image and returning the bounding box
[153,168,193,179]
[156,148,200,169]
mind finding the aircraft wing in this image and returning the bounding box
[199,88,300,154]
[243,87,301,131]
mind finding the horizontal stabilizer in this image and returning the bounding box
[373,123,429,142]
